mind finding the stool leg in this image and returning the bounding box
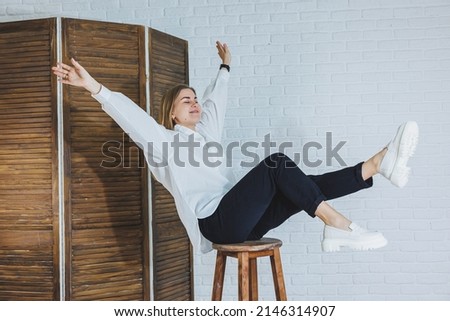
[238,251,249,301]
[249,258,258,301]
[270,248,287,301]
[212,251,227,301]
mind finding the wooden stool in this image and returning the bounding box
[211,238,287,301]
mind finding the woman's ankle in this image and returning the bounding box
[362,148,388,180]
[315,202,352,231]
[375,148,388,173]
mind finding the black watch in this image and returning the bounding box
[220,64,230,72]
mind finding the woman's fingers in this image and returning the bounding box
[52,60,77,73]
[52,60,81,81]
[216,41,225,52]
[52,66,66,78]
[52,69,65,78]
[52,63,68,74]
[71,57,82,69]
[58,61,73,72]
[51,64,64,74]
[51,66,71,83]
[216,40,231,65]
[51,58,91,87]
[216,41,227,58]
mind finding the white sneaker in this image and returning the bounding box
[322,223,388,252]
[379,121,419,188]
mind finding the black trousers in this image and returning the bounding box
[198,153,373,244]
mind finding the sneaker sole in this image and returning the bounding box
[390,121,419,188]
[322,236,388,252]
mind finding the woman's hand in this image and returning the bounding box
[51,58,101,95]
[216,41,231,66]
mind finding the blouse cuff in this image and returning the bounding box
[91,85,112,104]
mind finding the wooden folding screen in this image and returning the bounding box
[0,18,193,301]
[62,19,149,301]
[0,18,59,301]
[148,29,193,300]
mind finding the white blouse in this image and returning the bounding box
[92,68,233,253]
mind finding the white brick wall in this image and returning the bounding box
[2,0,449,300]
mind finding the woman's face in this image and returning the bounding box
[171,88,202,130]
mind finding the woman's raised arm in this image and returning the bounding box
[52,58,102,95]
[52,58,172,163]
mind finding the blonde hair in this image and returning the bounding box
[159,84,196,130]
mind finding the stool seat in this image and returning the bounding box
[213,238,282,252]
[211,238,287,301]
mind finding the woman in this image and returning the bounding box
[52,41,419,254]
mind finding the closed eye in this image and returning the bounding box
[183,100,198,105]
[181,96,198,103]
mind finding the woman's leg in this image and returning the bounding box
[310,148,387,230]
[199,151,383,243]
[315,121,418,251]
[246,190,302,240]
[306,148,387,201]
[362,148,387,181]
[198,153,326,244]
[222,122,416,249]
[247,148,389,241]
[248,158,379,238]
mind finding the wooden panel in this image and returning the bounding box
[62,18,149,300]
[149,29,193,301]
[0,18,59,300]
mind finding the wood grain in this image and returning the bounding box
[62,18,149,301]
[0,18,59,300]
[149,29,193,301]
